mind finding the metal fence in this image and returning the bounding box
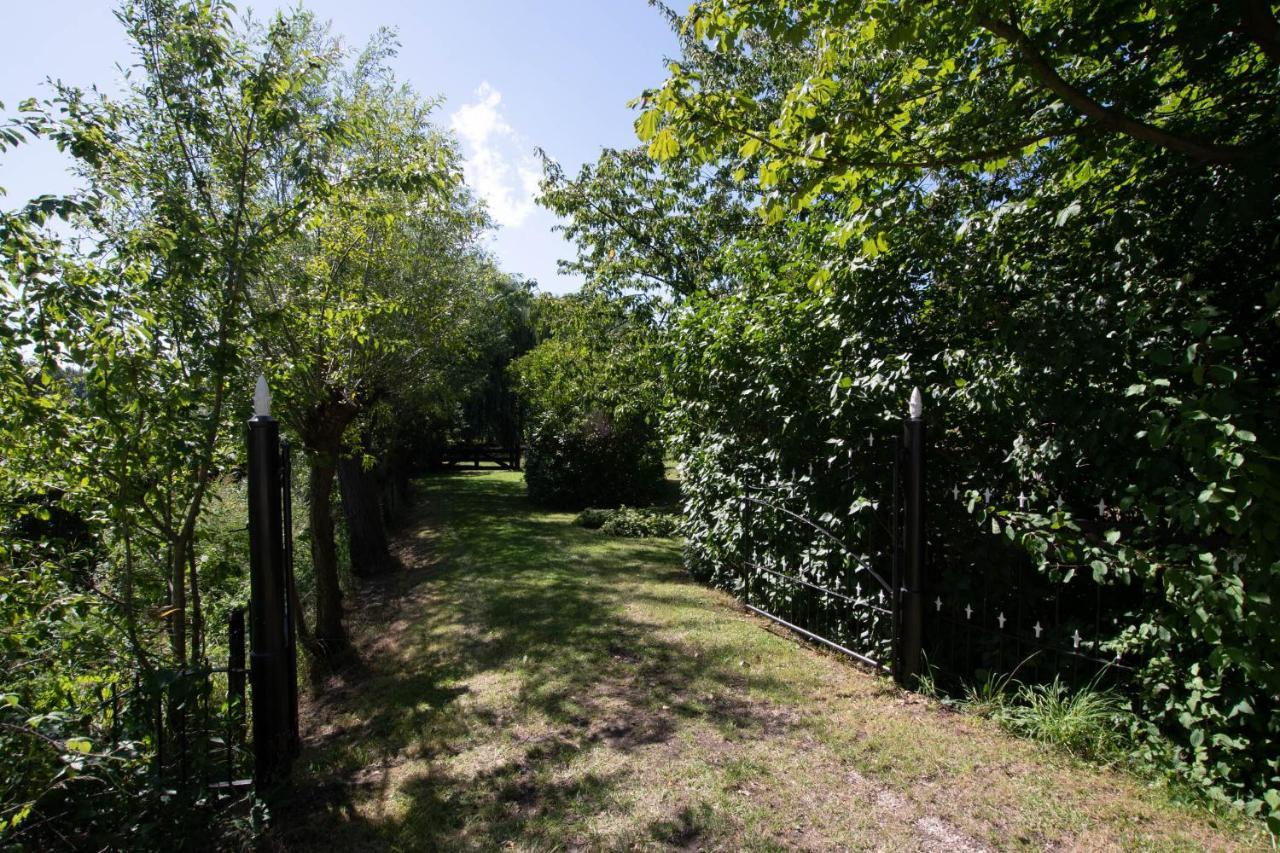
[89,384,301,808]
[143,609,251,793]
[721,389,1140,693]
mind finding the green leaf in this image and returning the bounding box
[635,108,662,142]
[1054,201,1081,226]
[647,128,680,161]
[65,737,92,754]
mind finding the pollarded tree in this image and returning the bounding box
[254,34,488,659]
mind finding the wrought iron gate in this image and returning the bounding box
[734,391,927,686]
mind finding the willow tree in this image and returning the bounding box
[255,36,488,660]
[0,1,359,842]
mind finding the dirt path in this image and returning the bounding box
[276,470,1260,851]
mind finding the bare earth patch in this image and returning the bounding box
[273,470,1264,851]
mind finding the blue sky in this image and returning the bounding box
[0,1,680,294]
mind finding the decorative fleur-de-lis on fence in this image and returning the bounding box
[1072,629,1082,649]
[1017,492,1028,509]
[866,432,874,447]
[1033,621,1043,638]
[952,485,960,500]
[1055,495,1065,510]
[997,612,1007,630]
[1096,498,1107,517]
[934,596,942,612]
[964,604,974,620]
[983,488,993,503]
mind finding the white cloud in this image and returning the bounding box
[450,82,540,228]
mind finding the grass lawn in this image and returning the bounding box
[276,469,1265,851]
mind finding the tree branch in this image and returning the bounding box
[1240,0,1280,63]
[980,16,1258,164]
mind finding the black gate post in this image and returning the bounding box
[247,376,293,787]
[898,387,926,686]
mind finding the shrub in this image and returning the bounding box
[575,508,611,529]
[512,294,666,510]
[524,411,665,509]
[599,506,682,538]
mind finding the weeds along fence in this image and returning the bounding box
[706,390,1144,694]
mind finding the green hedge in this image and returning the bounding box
[523,411,664,510]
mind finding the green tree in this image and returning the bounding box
[510,294,666,508]
[3,0,352,667]
[0,0,355,842]
[254,35,487,658]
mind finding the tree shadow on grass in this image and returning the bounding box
[274,471,805,851]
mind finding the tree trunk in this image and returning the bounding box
[168,545,187,666]
[308,449,348,659]
[337,455,396,577]
[378,445,413,525]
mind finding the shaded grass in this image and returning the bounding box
[275,470,1266,851]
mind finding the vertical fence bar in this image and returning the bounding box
[891,437,903,683]
[280,441,300,759]
[227,606,246,786]
[247,376,292,788]
[898,388,926,686]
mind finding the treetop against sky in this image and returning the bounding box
[0,0,678,295]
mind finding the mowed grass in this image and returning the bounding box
[276,469,1265,851]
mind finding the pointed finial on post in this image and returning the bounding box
[254,374,272,419]
[908,387,923,419]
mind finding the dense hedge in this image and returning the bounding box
[523,410,664,509]
[621,0,1280,827]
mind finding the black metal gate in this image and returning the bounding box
[725,386,1139,693]
[733,392,927,686]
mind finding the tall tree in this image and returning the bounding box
[630,0,1280,824]
[255,34,487,658]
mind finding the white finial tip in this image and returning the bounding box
[253,374,271,418]
[908,387,923,419]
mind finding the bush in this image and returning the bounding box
[597,506,682,538]
[524,410,664,509]
[575,508,611,529]
[511,294,667,511]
